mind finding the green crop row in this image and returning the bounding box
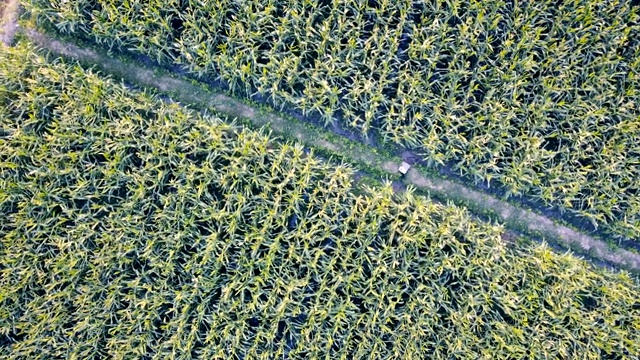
[24,0,640,243]
[2,41,640,359]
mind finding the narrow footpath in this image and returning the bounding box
[4,9,639,273]
[0,0,19,45]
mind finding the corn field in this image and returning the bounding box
[24,0,640,243]
[2,42,640,359]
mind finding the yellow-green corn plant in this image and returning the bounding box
[1,41,640,359]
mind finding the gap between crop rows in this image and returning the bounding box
[0,0,19,45]
[10,22,640,274]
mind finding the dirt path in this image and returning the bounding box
[19,28,640,273]
[0,0,19,46]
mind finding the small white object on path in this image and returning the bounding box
[399,162,411,175]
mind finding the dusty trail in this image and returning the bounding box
[14,27,640,273]
[0,0,19,46]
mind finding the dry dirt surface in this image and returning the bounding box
[15,24,640,274]
[0,0,19,46]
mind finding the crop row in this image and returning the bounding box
[25,0,640,243]
[2,41,640,359]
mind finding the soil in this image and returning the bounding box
[0,0,19,46]
[15,26,640,274]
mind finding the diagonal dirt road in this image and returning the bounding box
[0,0,19,46]
[8,22,640,273]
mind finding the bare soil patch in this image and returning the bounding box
[0,0,19,46]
